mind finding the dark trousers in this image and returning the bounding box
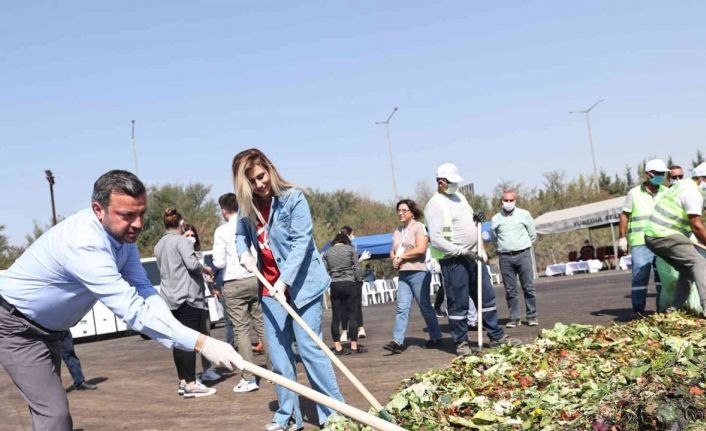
[440,256,503,345]
[330,281,359,342]
[0,306,72,431]
[61,330,85,386]
[498,249,537,320]
[171,303,206,382]
[341,282,364,330]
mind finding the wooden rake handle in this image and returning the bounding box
[251,269,386,414]
[240,360,404,431]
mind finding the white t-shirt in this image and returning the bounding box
[677,183,704,215]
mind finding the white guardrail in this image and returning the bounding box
[1,251,224,340]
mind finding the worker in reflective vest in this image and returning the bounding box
[618,159,667,319]
[644,162,706,316]
[424,162,517,357]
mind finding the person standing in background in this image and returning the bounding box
[491,189,538,327]
[338,226,370,342]
[61,331,97,391]
[323,233,366,355]
[212,193,266,394]
[618,159,668,319]
[155,209,217,398]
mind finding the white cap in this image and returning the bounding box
[645,159,668,173]
[693,162,706,178]
[436,163,464,183]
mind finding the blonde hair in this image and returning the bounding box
[232,148,296,221]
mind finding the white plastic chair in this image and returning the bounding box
[361,281,376,306]
[381,278,397,302]
[373,280,387,303]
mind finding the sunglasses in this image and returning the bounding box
[502,199,515,202]
[670,175,684,180]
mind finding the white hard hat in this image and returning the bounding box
[436,163,464,183]
[692,162,706,178]
[645,159,668,173]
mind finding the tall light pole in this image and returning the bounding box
[570,98,604,188]
[131,120,139,175]
[376,107,399,199]
[45,170,57,226]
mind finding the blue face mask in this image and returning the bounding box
[649,175,665,186]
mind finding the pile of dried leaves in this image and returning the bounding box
[325,313,706,430]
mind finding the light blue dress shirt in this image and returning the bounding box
[0,208,199,351]
[491,207,537,253]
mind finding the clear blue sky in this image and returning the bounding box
[2,1,705,244]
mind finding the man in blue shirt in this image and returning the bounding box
[0,170,244,431]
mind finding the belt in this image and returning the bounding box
[0,295,62,336]
[498,247,530,256]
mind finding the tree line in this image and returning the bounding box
[2,150,703,275]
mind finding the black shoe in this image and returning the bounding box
[75,382,97,391]
[630,311,646,320]
[435,308,447,318]
[423,339,442,349]
[382,340,403,354]
[352,345,367,354]
[333,347,351,356]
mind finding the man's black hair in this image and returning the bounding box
[218,193,238,213]
[92,170,146,208]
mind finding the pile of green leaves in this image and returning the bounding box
[325,313,706,430]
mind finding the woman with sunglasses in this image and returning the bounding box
[382,199,443,354]
[232,148,343,431]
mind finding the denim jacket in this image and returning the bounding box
[236,188,330,309]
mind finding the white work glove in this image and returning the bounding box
[269,279,287,298]
[200,336,245,371]
[618,237,628,253]
[359,250,372,262]
[240,252,257,273]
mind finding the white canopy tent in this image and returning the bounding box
[533,196,625,269]
[534,197,624,234]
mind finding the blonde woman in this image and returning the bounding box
[233,148,343,431]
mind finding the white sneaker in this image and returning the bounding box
[340,330,348,343]
[183,381,216,398]
[233,378,259,393]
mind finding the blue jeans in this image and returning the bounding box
[392,271,442,344]
[440,257,504,344]
[498,249,537,320]
[631,244,661,312]
[261,295,343,428]
[60,331,85,386]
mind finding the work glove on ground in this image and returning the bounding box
[473,211,486,223]
[200,336,245,371]
[240,252,257,273]
[618,237,628,254]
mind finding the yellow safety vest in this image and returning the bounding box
[626,184,664,246]
[644,179,697,238]
[427,191,472,260]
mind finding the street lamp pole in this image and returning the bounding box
[570,98,604,188]
[376,107,399,199]
[45,170,57,226]
[131,120,139,175]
